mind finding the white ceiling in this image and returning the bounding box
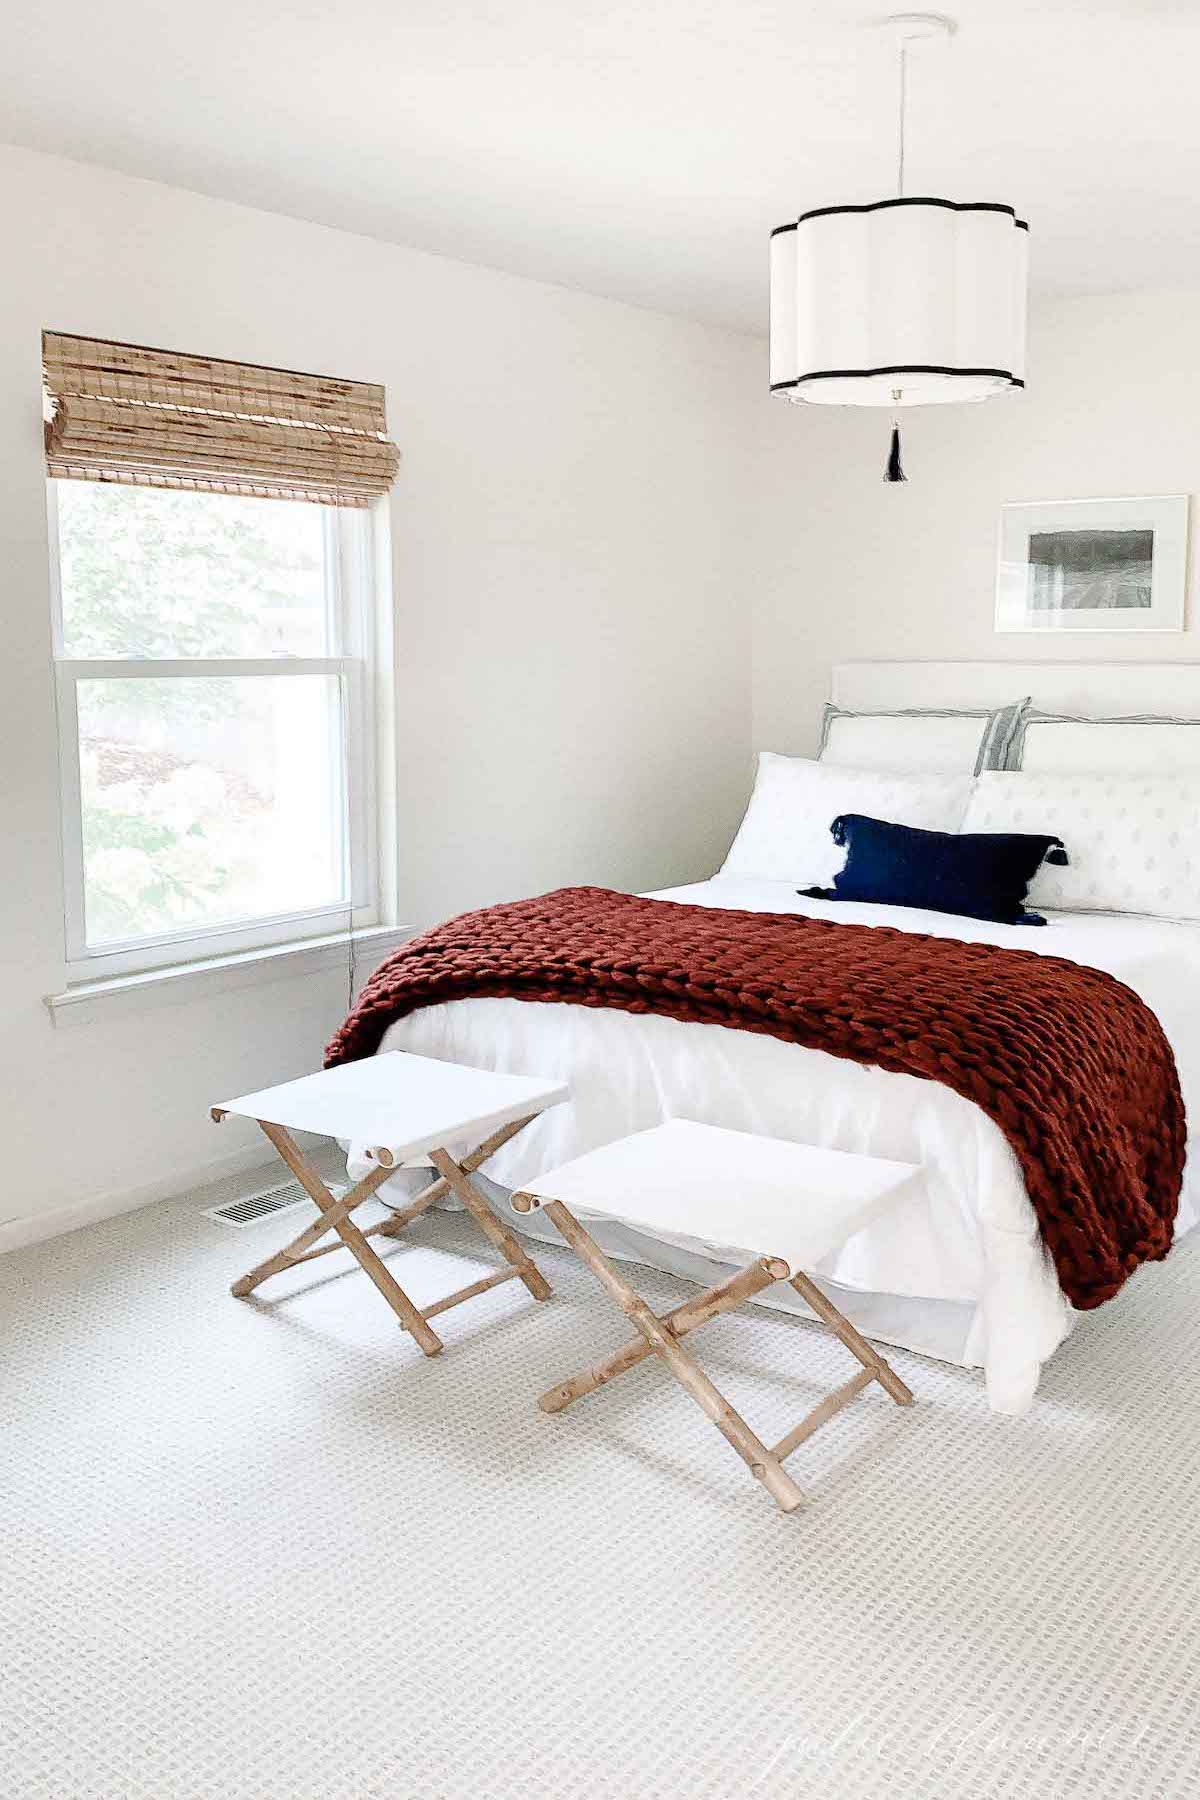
[3,0,1197,334]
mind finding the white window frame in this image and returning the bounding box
[48,482,380,983]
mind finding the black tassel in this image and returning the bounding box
[1045,840,1069,866]
[884,421,906,483]
[830,815,848,846]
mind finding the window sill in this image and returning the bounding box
[44,925,414,1029]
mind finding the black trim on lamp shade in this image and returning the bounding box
[769,198,1029,235]
[770,366,1026,394]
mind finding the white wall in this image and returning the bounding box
[753,290,1200,755]
[0,145,760,1244]
[14,150,1194,1252]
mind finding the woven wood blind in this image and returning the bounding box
[43,332,400,507]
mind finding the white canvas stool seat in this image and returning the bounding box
[213,1052,567,1356]
[513,1119,919,1514]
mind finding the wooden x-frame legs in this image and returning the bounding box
[534,1198,913,1514]
[230,1116,551,1355]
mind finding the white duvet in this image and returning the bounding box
[357,880,1200,1415]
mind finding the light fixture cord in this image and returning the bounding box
[892,38,909,425]
[897,38,908,197]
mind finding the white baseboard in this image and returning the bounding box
[0,1142,278,1255]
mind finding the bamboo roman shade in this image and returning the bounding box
[43,332,400,507]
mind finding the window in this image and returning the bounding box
[49,481,377,979]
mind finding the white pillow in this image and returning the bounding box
[820,700,1027,774]
[963,770,1200,921]
[1015,711,1200,774]
[720,754,973,887]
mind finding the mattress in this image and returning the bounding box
[349,880,1200,1414]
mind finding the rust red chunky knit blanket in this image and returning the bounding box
[326,886,1185,1309]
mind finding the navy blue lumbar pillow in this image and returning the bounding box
[800,813,1069,927]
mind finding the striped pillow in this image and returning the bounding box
[818,699,1028,775]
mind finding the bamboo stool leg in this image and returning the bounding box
[771,1368,876,1462]
[538,1256,783,1414]
[543,1200,805,1514]
[265,1179,445,1280]
[259,1122,444,1357]
[230,1157,396,1298]
[429,1148,552,1302]
[789,1270,913,1406]
[227,1111,552,1349]
[268,1116,537,1277]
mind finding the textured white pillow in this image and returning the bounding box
[963,770,1200,920]
[720,754,973,886]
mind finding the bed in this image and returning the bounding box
[346,660,1200,1415]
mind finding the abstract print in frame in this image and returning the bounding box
[995,495,1188,633]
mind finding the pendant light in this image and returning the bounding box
[768,13,1028,480]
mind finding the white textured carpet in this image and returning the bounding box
[3,1161,1200,1800]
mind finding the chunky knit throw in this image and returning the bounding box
[327,886,1185,1309]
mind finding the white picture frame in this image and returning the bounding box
[994,495,1189,634]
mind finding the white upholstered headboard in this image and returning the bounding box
[832,660,1200,717]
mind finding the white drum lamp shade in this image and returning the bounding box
[769,198,1028,407]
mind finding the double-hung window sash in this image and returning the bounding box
[44,333,399,979]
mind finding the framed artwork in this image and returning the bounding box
[994,495,1188,633]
